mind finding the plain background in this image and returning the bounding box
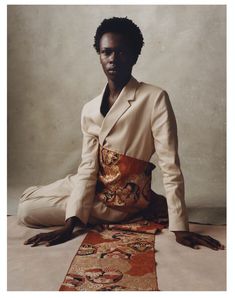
[7,5,226,223]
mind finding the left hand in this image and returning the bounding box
[173,231,225,250]
[24,226,74,247]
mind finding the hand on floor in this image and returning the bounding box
[24,216,85,247]
[24,226,75,247]
[173,231,225,250]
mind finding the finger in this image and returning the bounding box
[27,233,52,247]
[46,235,64,247]
[46,233,71,246]
[201,235,221,246]
[176,238,199,249]
[24,232,51,245]
[32,233,62,247]
[194,236,219,250]
[188,238,200,249]
[203,237,225,250]
[203,235,225,250]
[31,238,46,247]
[24,235,40,245]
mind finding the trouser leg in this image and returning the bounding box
[17,193,130,228]
[17,190,69,228]
[17,175,130,228]
[17,176,168,228]
[17,175,75,228]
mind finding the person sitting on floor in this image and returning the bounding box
[17,17,224,250]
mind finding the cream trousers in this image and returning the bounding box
[17,174,130,228]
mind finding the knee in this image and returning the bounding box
[17,201,38,228]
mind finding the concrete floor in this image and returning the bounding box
[156,224,226,291]
[7,216,226,291]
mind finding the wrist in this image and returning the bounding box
[64,216,81,231]
[173,230,190,236]
[173,231,186,235]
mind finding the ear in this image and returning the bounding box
[129,51,138,65]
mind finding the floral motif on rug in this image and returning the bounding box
[59,221,165,291]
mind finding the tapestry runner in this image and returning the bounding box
[59,220,164,291]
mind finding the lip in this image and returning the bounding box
[108,68,119,75]
[108,66,119,71]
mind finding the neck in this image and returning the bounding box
[107,75,132,98]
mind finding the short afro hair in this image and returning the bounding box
[93,17,144,62]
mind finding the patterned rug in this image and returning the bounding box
[59,220,165,291]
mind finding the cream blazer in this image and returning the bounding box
[66,76,189,231]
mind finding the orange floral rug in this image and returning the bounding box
[59,220,165,291]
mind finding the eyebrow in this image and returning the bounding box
[100,46,127,51]
[101,47,117,50]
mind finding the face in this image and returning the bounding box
[99,32,136,83]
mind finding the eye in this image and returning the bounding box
[100,49,112,56]
[118,50,125,56]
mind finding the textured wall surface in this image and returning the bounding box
[8,5,226,219]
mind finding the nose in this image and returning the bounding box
[109,51,118,64]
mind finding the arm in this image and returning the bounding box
[25,105,99,247]
[151,90,189,231]
[65,105,100,225]
[151,91,224,250]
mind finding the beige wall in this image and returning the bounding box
[8,5,226,215]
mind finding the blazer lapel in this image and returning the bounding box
[99,76,140,145]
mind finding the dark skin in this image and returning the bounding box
[24,217,81,247]
[24,32,224,250]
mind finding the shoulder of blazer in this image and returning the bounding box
[82,92,103,118]
[135,82,166,110]
[137,81,164,97]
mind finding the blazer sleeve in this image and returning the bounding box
[65,105,99,224]
[151,90,189,231]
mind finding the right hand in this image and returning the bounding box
[24,216,82,247]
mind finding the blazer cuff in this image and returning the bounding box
[65,179,97,225]
[65,199,93,225]
[168,212,189,231]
